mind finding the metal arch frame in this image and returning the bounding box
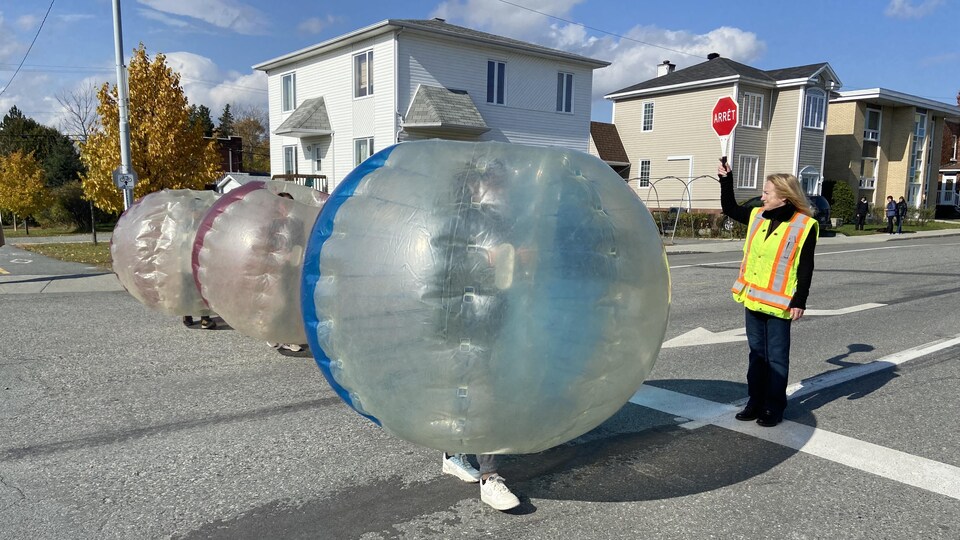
[628,174,724,243]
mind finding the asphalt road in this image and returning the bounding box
[0,233,958,539]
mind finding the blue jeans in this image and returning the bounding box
[477,454,497,475]
[744,308,792,416]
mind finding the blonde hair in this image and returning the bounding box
[765,173,814,217]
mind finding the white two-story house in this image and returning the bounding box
[253,18,609,190]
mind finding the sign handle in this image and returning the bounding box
[718,136,729,161]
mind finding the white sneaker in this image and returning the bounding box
[480,474,520,511]
[281,344,304,352]
[442,453,481,483]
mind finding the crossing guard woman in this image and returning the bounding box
[718,159,818,427]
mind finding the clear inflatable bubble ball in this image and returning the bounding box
[111,189,220,317]
[302,140,670,454]
[192,181,328,343]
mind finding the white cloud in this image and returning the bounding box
[298,15,338,35]
[164,51,267,114]
[137,0,268,35]
[138,8,192,29]
[884,0,944,18]
[429,1,765,104]
[15,15,38,31]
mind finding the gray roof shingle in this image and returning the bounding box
[274,97,332,136]
[404,85,489,134]
[607,56,832,98]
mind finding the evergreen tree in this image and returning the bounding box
[0,106,83,187]
[217,103,234,138]
[188,104,215,137]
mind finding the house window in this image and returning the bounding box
[637,160,651,188]
[642,101,654,132]
[283,145,297,174]
[354,137,374,167]
[803,88,826,129]
[740,92,763,128]
[864,107,881,141]
[952,135,958,161]
[313,147,322,173]
[281,73,296,113]
[354,50,374,98]
[736,155,759,189]
[487,60,505,105]
[908,111,927,183]
[556,72,573,113]
[859,158,877,189]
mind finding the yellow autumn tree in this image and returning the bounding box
[0,150,53,232]
[80,44,221,213]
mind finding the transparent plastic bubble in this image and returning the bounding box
[192,181,328,343]
[302,140,671,454]
[111,189,219,317]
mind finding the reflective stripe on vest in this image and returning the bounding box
[731,207,815,315]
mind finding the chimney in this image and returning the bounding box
[707,52,721,60]
[657,60,676,77]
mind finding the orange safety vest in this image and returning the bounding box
[731,207,817,319]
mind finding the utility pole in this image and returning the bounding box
[112,0,136,210]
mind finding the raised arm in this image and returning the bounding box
[717,160,752,225]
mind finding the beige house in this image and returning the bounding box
[824,88,960,210]
[603,54,840,212]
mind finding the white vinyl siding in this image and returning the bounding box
[737,155,759,189]
[281,72,296,112]
[642,101,654,132]
[396,32,594,150]
[804,88,826,129]
[556,72,573,113]
[354,50,373,98]
[741,92,763,128]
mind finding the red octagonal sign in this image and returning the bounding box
[712,96,739,137]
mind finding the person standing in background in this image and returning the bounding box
[855,197,869,231]
[885,196,896,234]
[896,196,908,234]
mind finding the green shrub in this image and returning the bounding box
[828,180,856,223]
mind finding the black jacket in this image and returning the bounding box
[856,200,869,216]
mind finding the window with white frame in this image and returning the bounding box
[637,160,651,188]
[859,158,877,189]
[803,88,826,129]
[313,146,322,173]
[642,101,654,132]
[908,111,927,183]
[556,72,573,113]
[354,137,374,167]
[864,107,881,141]
[283,145,297,175]
[736,155,759,189]
[281,73,296,113]
[354,50,373,98]
[952,134,958,161]
[486,60,505,105]
[740,92,763,128]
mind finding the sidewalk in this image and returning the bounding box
[664,227,960,254]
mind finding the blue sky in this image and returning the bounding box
[0,0,956,132]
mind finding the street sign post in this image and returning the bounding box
[712,96,739,159]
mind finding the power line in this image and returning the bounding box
[493,0,706,60]
[0,0,56,100]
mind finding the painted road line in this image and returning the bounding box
[0,267,8,275]
[787,334,960,401]
[631,334,960,501]
[663,303,888,348]
[804,302,886,316]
